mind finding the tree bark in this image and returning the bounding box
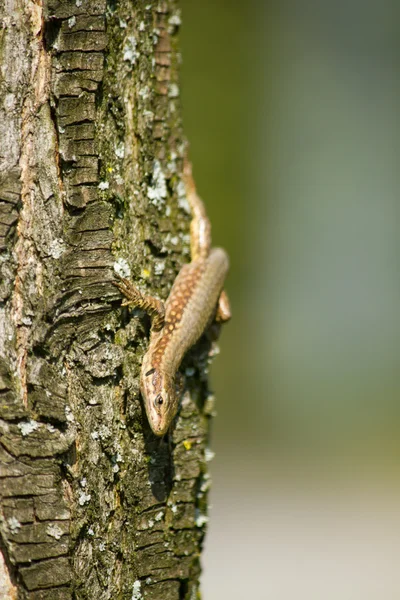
[0,1,215,598]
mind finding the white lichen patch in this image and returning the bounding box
[80,478,87,488]
[98,181,109,190]
[115,143,125,159]
[195,512,208,528]
[147,160,167,208]
[190,585,198,600]
[177,180,190,213]
[7,517,21,534]
[123,35,139,65]
[139,21,145,31]
[138,86,150,100]
[148,519,154,528]
[200,473,211,493]
[46,524,64,540]
[132,580,142,600]
[88,527,95,536]
[154,260,165,276]
[168,13,182,27]
[65,406,75,422]
[168,83,179,98]
[78,492,91,506]
[68,15,76,28]
[91,431,99,440]
[143,109,154,123]
[155,511,163,522]
[205,448,215,462]
[99,425,111,440]
[18,419,39,436]
[114,258,131,278]
[46,423,56,433]
[4,93,15,110]
[167,160,177,175]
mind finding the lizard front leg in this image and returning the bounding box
[113,276,165,331]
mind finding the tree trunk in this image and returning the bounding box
[0,1,214,598]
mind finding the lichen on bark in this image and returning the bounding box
[1,1,215,599]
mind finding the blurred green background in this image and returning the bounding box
[180,1,400,598]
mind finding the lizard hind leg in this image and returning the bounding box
[113,276,165,331]
[216,289,231,323]
[206,290,231,343]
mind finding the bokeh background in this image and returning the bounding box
[180,1,400,598]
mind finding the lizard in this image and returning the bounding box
[114,160,231,435]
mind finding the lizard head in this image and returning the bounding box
[140,363,177,436]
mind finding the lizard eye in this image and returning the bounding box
[155,394,163,406]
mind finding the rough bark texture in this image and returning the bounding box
[0,1,216,598]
